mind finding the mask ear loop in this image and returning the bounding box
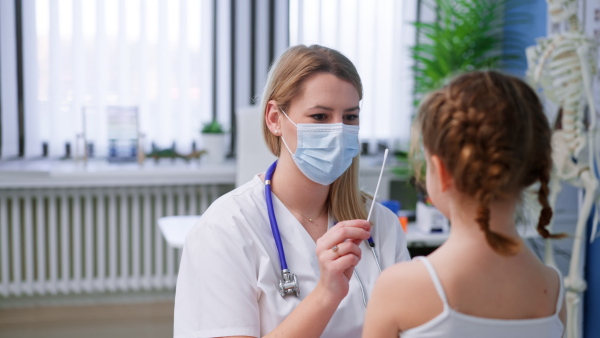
[279,108,297,156]
[279,108,298,127]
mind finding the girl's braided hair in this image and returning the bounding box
[414,71,565,255]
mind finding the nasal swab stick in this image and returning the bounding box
[366,149,389,222]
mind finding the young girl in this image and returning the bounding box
[363,71,566,337]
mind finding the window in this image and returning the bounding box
[4,0,213,159]
[39,0,214,157]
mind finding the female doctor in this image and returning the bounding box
[174,44,410,338]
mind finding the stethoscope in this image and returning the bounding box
[264,160,384,306]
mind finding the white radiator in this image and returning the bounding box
[0,184,226,297]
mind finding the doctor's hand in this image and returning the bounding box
[315,219,371,303]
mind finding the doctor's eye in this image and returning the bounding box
[311,114,327,121]
[344,114,359,122]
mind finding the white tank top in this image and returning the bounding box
[401,256,565,338]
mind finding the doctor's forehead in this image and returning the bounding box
[291,73,360,111]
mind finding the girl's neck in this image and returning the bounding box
[444,194,522,244]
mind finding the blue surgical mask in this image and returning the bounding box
[280,109,360,185]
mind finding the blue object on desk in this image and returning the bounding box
[381,200,401,215]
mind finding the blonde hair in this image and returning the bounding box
[260,44,368,221]
[413,71,565,255]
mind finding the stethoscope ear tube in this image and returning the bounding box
[265,161,288,271]
[265,160,301,298]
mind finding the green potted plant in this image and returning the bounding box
[201,119,226,164]
[411,0,531,105]
[201,120,225,134]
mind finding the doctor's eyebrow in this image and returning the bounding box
[308,105,360,112]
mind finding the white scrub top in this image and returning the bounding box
[174,175,411,338]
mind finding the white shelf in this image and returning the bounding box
[0,158,236,188]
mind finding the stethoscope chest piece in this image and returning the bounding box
[279,269,300,298]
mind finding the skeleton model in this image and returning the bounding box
[526,0,599,337]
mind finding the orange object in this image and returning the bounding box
[424,196,433,206]
[399,216,408,232]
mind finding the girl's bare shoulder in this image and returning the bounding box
[372,258,445,331]
[376,258,439,301]
[378,259,429,286]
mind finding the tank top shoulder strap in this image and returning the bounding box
[413,256,449,305]
[548,265,565,314]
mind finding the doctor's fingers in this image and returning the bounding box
[319,241,362,265]
[317,226,370,252]
[330,219,371,232]
[322,249,361,276]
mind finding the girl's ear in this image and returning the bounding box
[430,155,453,192]
[265,100,281,135]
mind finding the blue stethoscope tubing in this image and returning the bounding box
[264,160,381,303]
[265,161,289,270]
